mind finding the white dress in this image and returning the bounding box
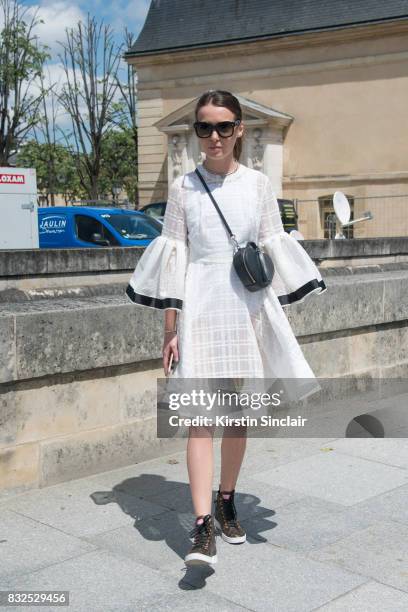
[126,162,327,402]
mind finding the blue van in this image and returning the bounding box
[38,206,162,248]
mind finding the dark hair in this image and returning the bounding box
[194,89,243,161]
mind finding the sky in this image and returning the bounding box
[23,0,150,58]
[3,1,152,139]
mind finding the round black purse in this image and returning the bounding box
[195,167,274,292]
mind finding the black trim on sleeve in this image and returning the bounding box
[278,279,327,306]
[125,284,183,310]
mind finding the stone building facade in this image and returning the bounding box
[125,1,408,238]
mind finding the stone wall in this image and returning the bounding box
[1,242,408,497]
[1,238,408,297]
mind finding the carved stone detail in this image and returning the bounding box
[170,134,184,180]
[251,127,264,171]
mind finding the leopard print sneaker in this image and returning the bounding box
[184,514,217,566]
[214,487,246,544]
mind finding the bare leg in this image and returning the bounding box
[187,425,216,517]
[220,425,247,491]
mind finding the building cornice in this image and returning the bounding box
[125,19,408,68]
[283,171,408,186]
[135,47,408,91]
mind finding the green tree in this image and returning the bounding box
[99,128,138,206]
[113,28,139,207]
[0,0,51,165]
[57,14,123,200]
[16,140,85,205]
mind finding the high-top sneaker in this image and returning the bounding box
[214,487,246,544]
[184,514,217,566]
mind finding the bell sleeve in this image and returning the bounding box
[258,176,327,307]
[125,177,188,311]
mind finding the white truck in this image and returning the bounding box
[0,167,39,249]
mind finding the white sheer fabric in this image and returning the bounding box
[258,177,326,305]
[126,179,188,310]
[126,162,327,400]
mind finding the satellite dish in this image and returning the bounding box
[332,192,374,239]
[333,192,351,225]
[290,229,304,241]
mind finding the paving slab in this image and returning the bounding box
[237,438,340,475]
[142,476,302,520]
[85,510,194,571]
[0,510,96,582]
[347,483,408,526]
[126,589,250,611]
[321,438,408,469]
[309,520,408,593]
[89,453,190,493]
[0,438,407,610]
[251,451,408,505]
[242,494,376,553]
[160,535,367,612]
[0,476,168,538]
[234,475,319,515]
[1,549,199,612]
[313,580,408,611]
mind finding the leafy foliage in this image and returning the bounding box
[0,0,51,165]
[15,140,85,205]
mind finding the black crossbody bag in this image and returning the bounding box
[195,167,274,292]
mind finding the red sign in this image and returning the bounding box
[0,173,25,184]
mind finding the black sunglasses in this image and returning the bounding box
[193,119,241,138]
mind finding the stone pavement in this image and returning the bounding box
[1,436,408,611]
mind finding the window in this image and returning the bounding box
[141,202,166,219]
[75,215,118,245]
[102,213,162,240]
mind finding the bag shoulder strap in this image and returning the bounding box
[195,168,234,238]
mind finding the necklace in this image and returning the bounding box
[202,160,239,176]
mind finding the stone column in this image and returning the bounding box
[247,125,283,197]
[187,130,205,172]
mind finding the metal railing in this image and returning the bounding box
[294,194,408,240]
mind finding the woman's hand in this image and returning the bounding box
[163,331,179,376]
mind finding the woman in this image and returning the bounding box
[126,90,327,567]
